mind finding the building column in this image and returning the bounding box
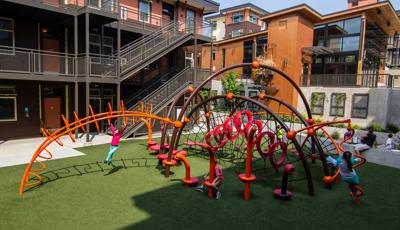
[253,37,257,61]
[74,15,79,138]
[357,15,367,85]
[85,12,90,142]
[117,18,121,110]
[194,18,197,82]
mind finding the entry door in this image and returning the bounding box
[42,37,60,73]
[185,52,194,68]
[44,97,61,129]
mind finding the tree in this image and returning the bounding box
[222,71,242,105]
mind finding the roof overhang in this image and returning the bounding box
[261,1,400,35]
[260,4,322,23]
[180,0,219,15]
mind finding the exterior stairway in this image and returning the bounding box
[122,67,193,138]
[118,21,194,81]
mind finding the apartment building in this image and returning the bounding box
[205,3,267,41]
[202,0,400,127]
[386,10,400,75]
[0,0,219,139]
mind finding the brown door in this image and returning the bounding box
[44,97,61,129]
[42,37,60,73]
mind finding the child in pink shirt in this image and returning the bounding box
[104,124,126,165]
[196,159,224,199]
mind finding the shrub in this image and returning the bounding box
[352,124,362,130]
[368,122,384,132]
[386,123,399,133]
[331,131,340,140]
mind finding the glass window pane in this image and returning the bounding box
[344,17,361,34]
[328,20,344,36]
[0,19,13,30]
[352,109,367,118]
[342,36,360,51]
[139,1,150,14]
[327,38,342,52]
[0,31,12,46]
[353,95,368,107]
[0,97,16,120]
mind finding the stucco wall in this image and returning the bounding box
[298,87,393,127]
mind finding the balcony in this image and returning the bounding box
[301,74,400,88]
[0,46,117,80]
[17,0,118,15]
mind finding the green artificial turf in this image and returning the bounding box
[0,138,399,230]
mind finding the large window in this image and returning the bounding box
[231,29,243,38]
[232,12,244,23]
[0,17,14,52]
[256,37,267,57]
[139,1,150,23]
[351,94,369,118]
[330,93,346,117]
[249,14,258,24]
[0,86,17,122]
[311,92,325,115]
[312,17,361,75]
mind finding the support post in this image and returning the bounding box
[74,15,79,138]
[85,12,90,142]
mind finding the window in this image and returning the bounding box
[0,17,14,53]
[311,92,325,115]
[232,12,243,23]
[222,48,226,68]
[344,17,361,34]
[0,86,17,122]
[351,94,369,118]
[256,36,267,57]
[90,34,113,63]
[139,1,150,23]
[120,6,128,20]
[327,38,342,52]
[342,36,360,51]
[231,29,243,38]
[330,93,346,117]
[352,1,358,7]
[212,50,215,60]
[211,22,217,31]
[249,14,258,24]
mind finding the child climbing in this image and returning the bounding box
[276,125,283,141]
[104,123,126,165]
[326,151,365,204]
[196,159,224,199]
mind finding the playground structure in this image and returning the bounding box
[19,62,366,204]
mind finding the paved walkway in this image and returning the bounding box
[0,133,161,168]
[343,143,400,169]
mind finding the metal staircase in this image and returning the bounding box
[122,67,193,138]
[119,21,194,81]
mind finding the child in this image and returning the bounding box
[276,125,283,141]
[104,123,126,165]
[196,159,224,199]
[385,133,394,150]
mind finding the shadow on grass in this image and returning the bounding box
[119,162,315,230]
[25,158,158,193]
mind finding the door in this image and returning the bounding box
[186,9,195,33]
[42,37,60,73]
[185,52,194,68]
[44,97,61,129]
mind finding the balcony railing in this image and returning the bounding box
[29,0,118,14]
[0,46,117,78]
[301,74,400,88]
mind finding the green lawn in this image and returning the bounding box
[0,138,399,230]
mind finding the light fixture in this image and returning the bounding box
[41,27,48,33]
